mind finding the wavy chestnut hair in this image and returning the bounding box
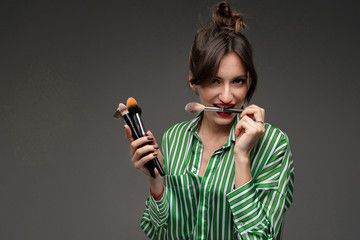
[189,1,257,103]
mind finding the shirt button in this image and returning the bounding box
[239,223,244,227]
[192,167,196,172]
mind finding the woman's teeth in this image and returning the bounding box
[214,104,234,109]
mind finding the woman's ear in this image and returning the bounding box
[189,82,198,92]
[188,72,197,92]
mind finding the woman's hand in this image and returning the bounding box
[124,125,164,179]
[234,104,266,160]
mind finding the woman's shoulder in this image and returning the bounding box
[163,117,199,138]
[252,122,293,173]
[263,122,291,146]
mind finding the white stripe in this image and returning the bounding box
[232,192,257,215]
[173,124,189,174]
[228,184,254,203]
[251,126,271,173]
[140,119,294,239]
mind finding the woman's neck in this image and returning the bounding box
[198,114,233,138]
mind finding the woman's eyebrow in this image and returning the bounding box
[215,74,248,79]
[234,74,248,78]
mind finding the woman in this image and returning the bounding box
[124,2,294,239]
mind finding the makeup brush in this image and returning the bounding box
[114,102,156,178]
[113,108,123,120]
[126,97,166,177]
[185,102,244,114]
[114,103,141,139]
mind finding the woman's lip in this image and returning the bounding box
[217,112,232,117]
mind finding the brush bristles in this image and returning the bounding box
[113,110,123,120]
[185,102,205,113]
[118,103,129,116]
[126,97,137,109]
[126,97,141,115]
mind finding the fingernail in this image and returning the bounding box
[147,136,154,140]
[153,153,158,156]
[154,146,159,150]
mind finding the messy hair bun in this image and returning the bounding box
[189,1,257,103]
[212,1,246,33]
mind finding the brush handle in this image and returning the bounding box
[221,108,243,114]
[134,113,166,177]
[123,113,156,178]
[203,106,220,111]
[144,157,156,178]
[204,107,243,114]
[123,114,140,139]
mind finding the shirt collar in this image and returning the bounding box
[223,114,239,148]
[186,112,203,133]
[186,113,240,148]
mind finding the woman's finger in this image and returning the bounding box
[124,125,134,142]
[147,130,161,146]
[130,136,155,154]
[240,105,265,123]
[235,115,265,136]
[132,144,159,163]
[145,131,164,165]
[134,152,159,170]
[235,115,254,134]
[234,115,266,156]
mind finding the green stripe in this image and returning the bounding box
[139,115,294,239]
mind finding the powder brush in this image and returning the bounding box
[185,102,244,114]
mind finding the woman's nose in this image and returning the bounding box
[218,84,233,103]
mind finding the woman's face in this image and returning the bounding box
[190,52,249,128]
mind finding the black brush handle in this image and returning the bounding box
[123,114,140,139]
[123,114,156,178]
[144,159,156,178]
[139,140,165,177]
[153,156,165,176]
[134,113,165,177]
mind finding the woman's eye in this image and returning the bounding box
[233,78,246,84]
[211,79,221,84]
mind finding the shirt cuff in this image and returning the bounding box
[147,187,169,228]
[226,179,266,233]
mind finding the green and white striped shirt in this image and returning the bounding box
[141,114,294,239]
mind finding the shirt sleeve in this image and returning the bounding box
[226,131,294,239]
[140,131,170,239]
[140,188,169,239]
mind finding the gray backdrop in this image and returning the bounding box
[1,0,359,239]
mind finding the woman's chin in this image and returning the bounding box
[213,113,236,127]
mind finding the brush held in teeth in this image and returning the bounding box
[220,107,243,114]
[185,102,243,114]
